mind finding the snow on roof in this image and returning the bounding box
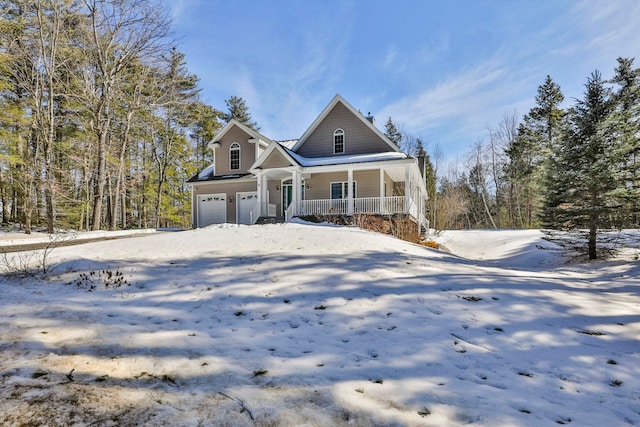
[276,139,298,149]
[197,163,215,180]
[286,150,407,167]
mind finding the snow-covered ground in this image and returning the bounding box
[1,223,639,426]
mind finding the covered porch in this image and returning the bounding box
[251,160,428,231]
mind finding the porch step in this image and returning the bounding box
[255,216,285,224]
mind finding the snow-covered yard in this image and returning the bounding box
[1,223,639,426]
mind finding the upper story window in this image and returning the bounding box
[333,128,345,154]
[230,142,240,170]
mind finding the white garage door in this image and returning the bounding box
[197,193,226,227]
[236,192,258,224]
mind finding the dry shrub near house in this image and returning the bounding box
[354,214,391,234]
[421,240,440,249]
[300,214,421,244]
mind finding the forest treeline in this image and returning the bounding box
[386,58,639,259]
[0,0,236,233]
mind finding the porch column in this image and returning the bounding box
[404,166,411,214]
[256,172,262,220]
[379,169,385,213]
[292,169,301,217]
[347,168,354,215]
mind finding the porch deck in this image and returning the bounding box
[282,196,428,232]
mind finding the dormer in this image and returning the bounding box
[208,120,271,176]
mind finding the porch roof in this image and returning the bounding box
[186,171,252,183]
[285,150,407,167]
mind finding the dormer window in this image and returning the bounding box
[333,129,345,154]
[230,142,240,170]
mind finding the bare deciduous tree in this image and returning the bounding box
[80,0,171,230]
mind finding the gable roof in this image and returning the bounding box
[277,139,298,149]
[249,140,301,172]
[211,119,272,147]
[290,94,402,153]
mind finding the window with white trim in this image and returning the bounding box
[330,181,357,199]
[230,142,240,170]
[333,128,345,154]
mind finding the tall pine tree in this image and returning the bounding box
[609,57,640,226]
[223,95,259,130]
[531,75,566,151]
[508,76,565,228]
[383,117,402,147]
[544,71,617,259]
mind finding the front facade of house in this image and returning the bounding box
[187,95,428,230]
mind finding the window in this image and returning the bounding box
[330,181,357,199]
[333,129,345,154]
[230,142,240,170]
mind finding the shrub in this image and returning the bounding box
[421,240,440,249]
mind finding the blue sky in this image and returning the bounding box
[163,0,640,161]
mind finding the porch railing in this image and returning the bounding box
[250,203,260,224]
[285,201,296,222]
[250,202,278,224]
[300,196,408,216]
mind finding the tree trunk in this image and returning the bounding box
[588,223,597,260]
[43,151,54,233]
[91,118,109,230]
[110,111,132,230]
[481,191,497,229]
[153,170,165,229]
[121,191,127,229]
[0,170,7,223]
[588,190,598,260]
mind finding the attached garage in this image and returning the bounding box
[236,191,258,224]
[197,193,226,227]
[188,172,257,228]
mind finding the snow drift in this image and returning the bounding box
[0,223,638,426]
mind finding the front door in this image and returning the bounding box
[282,184,292,216]
[281,180,305,217]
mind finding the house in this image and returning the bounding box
[187,94,429,231]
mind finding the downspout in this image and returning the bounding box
[191,185,195,228]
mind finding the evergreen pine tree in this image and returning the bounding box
[507,76,565,227]
[151,47,201,228]
[422,150,437,225]
[223,95,260,130]
[505,116,542,227]
[383,117,402,147]
[544,71,617,259]
[190,102,222,170]
[530,75,565,151]
[609,57,640,226]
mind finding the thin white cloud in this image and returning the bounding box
[378,60,510,133]
[160,0,194,24]
[568,0,640,62]
[179,0,640,161]
[384,46,398,68]
[376,0,640,160]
